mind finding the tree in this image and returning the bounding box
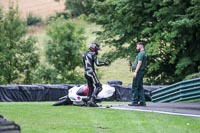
[91,0,200,84]
[43,17,86,84]
[0,4,39,84]
[65,0,95,17]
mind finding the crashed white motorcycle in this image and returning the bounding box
[53,84,115,106]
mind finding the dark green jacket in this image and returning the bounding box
[133,50,147,71]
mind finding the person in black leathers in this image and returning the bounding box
[82,43,109,107]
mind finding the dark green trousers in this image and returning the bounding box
[131,71,146,104]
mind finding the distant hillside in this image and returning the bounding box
[0,0,65,19]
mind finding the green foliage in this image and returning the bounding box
[175,57,193,75]
[26,13,42,26]
[47,11,70,22]
[41,17,86,84]
[91,0,200,84]
[0,4,39,84]
[0,7,3,19]
[65,0,95,17]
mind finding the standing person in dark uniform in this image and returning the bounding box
[82,43,109,107]
[129,42,147,106]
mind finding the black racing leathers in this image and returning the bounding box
[82,51,107,100]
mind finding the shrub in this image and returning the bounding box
[26,13,42,26]
[47,12,70,23]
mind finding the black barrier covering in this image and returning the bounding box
[107,80,123,85]
[18,85,46,101]
[0,84,74,102]
[107,84,166,101]
[0,83,165,102]
[107,80,165,101]
[112,85,132,101]
[41,84,74,101]
[0,85,21,102]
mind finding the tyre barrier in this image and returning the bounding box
[0,115,21,133]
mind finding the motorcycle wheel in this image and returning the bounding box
[52,96,73,106]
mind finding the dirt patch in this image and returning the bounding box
[97,126,109,129]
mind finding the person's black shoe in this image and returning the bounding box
[87,101,99,107]
[138,103,146,106]
[128,103,139,106]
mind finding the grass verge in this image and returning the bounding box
[0,102,200,133]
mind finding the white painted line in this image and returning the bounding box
[100,107,200,118]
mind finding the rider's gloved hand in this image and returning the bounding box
[104,60,110,66]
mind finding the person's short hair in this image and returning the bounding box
[137,42,145,46]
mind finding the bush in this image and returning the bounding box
[47,12,70,23]
[26,13,42,26]
[65,0,95,17]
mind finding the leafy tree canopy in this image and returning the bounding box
[65,0,95,17]
[0,3,39,84]
[90,0,200,84]
[39,17,87,84]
